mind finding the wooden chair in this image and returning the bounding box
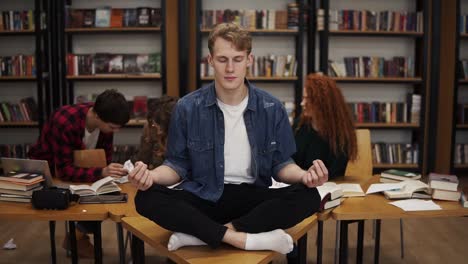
[122,213,317,264]
[316,129,373,263]
[71,149,128,264]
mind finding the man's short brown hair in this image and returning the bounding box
[208,23,252,55]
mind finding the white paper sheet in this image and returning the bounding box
[389,199,442,211]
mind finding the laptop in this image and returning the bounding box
[1,157,55,188]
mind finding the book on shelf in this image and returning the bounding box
[69,176,121,197]
[133,96,148,119]
[83,9,95,27]
[380,169,421,181]
[123,9,138,27]
[0,171,43,184]
[383,180,430,199]
[461,187,468,208]
[95,7,111,28]
[137,7,151,27]
[110,8,123,28]
[432,188,461,202]
[428,173,459,192]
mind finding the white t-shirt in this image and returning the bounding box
[217,95,254,184]
[83,127,100,149]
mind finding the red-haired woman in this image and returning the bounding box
[293,73,357,179]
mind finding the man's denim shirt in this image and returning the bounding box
[163,81,296,202]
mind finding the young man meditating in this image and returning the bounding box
[129,23,328,254]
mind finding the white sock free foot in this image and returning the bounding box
[167,232,207,251]
[245,229,294,254]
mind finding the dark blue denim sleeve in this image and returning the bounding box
[163,101,190,180]
[271,103,297,179]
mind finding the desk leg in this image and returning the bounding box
[339,221,349,264]
[131,233,145,264]
[49,221,56,264]
[334,221,341,264]
[356,220,364,264]
[297,234,307,264]
[317,220,323,264]
[374,219,381,264]
[68,221,78,264]
[94,222,103,264]
[116,223,126,264]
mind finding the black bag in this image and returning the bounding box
[32,187,79,210]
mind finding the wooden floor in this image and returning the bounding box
[1,216,467,263]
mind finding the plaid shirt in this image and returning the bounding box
[29,103,113,182]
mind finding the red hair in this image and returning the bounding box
[298,74,357,161]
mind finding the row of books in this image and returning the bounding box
[0,144,31,159]
[200,54,297,78]
[67,53,161,76]
[201,7,295,30]
[459,15,468,34]
[348,96,421,124]
[66,7,161,28]
[0,97,38,123]
[0,55,36,77]
[318,9,423,33]
[328,56,415,78]
[454,144,468,164]
[75,94,151,120]
[456,104,468,124]
[372,143,419,165]
[0,10,35,31]
[457,59,468,79]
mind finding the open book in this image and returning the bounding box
[69,176,121,196]
[383,180,430,199]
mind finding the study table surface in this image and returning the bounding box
[331,175,468,221]
[331,175,468,264]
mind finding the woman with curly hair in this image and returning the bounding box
[134,95,178,169]
[293,73,357,179]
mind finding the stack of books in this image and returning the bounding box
[428,173,461,202]
[380,169,421,183]
[0,171,44,203]
[317,182,366,210]
[317,182,344,210]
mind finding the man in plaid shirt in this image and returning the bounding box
[29,89,130,182]
[29,89,130,258]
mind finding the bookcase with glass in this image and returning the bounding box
[59,0,165,131]
[0,0,49,160]
[318,0,429,172]
[195,0,305,120]
[454,0,468,170]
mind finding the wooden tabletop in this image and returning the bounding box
[122,214,317,264]
[0,201,109,221]
[331,175,468,220]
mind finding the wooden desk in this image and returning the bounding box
[315,175,372,264]
[0,200,109,264]
[331,175,468,264]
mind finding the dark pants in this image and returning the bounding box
[135,183,321,248]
